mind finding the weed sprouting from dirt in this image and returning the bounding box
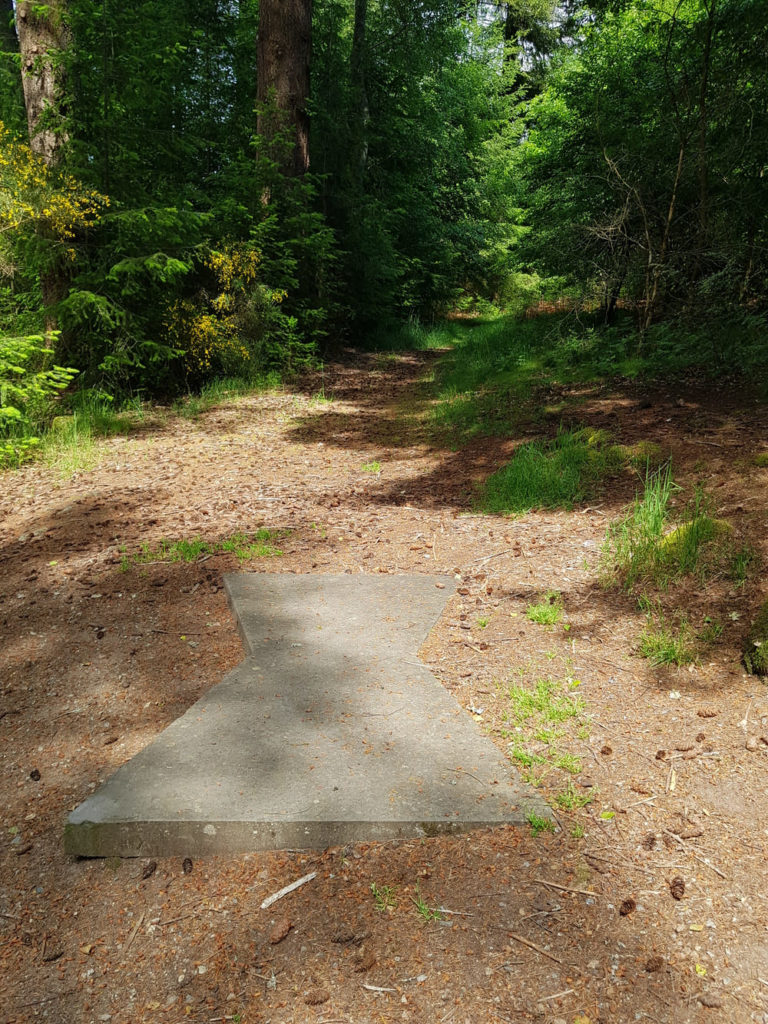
[526,810,556,836]
[370,883,398,912]
[602,468,736,591]
[638,613,697,666]
[526,590,563,626]
[411,885,442,922]
[125,529,289,567]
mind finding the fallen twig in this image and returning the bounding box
[533,878,599,898]
[469,550,509,566]
[122,911,145,956]
[260,871,317,910]
[537,988,576,1002]
[662,830,727,879]
[362,983,396,993]
[507,932,562,964]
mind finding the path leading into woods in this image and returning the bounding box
[1,349,767,1023]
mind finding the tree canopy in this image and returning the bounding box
[0,0,765,416]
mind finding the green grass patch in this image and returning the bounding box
[124,529,288,568]
[555,780,592,810]
[526,810,556,836]
[638,613,697,666]
[477,427,628,515]
[499,673,588,791]
[507,676,585,725]
[370,883,398,912]
[173,374,280,419]
[526,590,564,626]
[361,460,381,473]
[602,468,736,591]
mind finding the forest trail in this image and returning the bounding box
[1,350,767,1023]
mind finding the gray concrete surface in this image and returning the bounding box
[65,574,551,857]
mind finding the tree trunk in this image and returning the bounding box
[694,0,716,280]
[256,0,312,177]
[15,0,69,165]
[350,0,369,183]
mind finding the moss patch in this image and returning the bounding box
[743,599,768,676]
[753,452,768,468]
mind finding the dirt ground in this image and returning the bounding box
[1,349,767,1024]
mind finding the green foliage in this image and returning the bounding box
[477,426,626,515]
[0,332,77,465]
[125,529,287,568]
[526,590,564,626]
[370,882,397,912]
[602,469,734,591]
[507,676,585,726]
[514,0,768,329]
[638,613,697,667]
[743,600,768,677]
[555,780,592,810]
[526,810,555,836]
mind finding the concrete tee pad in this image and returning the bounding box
[65,574,551,857]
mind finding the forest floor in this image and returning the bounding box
[1,345,768,1024]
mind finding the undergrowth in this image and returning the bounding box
[122,529,289,568]
[601,467,737,591]
[476,427,628,515]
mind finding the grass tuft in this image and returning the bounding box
[124,529,288,568]
[477,427,627,515]
[638,614,697,666]
[602,469,735,591]
[526,590,563,626]
[526,810,556,836]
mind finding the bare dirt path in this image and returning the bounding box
[1,350,767,1024]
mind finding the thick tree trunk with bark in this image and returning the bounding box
[15,0,69,166]
[256,0,313,177]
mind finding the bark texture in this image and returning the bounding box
[257,0,312,176]
[15,0,69,165]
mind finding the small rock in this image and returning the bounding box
[745,736,759,751]
[698,993,723,1008]
[14,843,32,856]
[354,950,376,973]
[269,917,292,945]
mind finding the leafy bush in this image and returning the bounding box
[0,333,77,466]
